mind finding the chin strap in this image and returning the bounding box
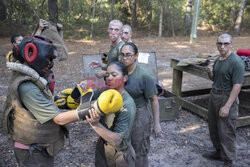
[6,62,48,90]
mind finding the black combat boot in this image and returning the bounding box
[202,150,223,161]
[223,160,233,167]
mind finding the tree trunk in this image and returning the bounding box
[234,0,246,35]
[90,0,96,39]
[158,5,163,37]
[48,0,58,23]
[190,0,200,43]
[170,10,175,37]
[231,0,236,29]
[130,0,137,28]
[147,0,152,35]
[61,0,69,15]
[110,0,113,21]
[184,0,192,35]
[7,0,14,35]
[41,0,46,16]
[0,0,7,21]
[165,0,175,37]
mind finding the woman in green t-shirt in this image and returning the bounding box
[120,42,162,167]
[83,61,136,167]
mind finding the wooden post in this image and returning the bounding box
[190,0,200,43]
[172,69,183,96]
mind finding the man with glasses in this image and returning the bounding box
[89,20,125,78]
[203,34,244,167]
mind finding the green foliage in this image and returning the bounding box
[199,0,241,30]
[1,0,250,38]
[162,0,187,36]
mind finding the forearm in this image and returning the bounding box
[101,63,107,68]
[207,70,214,81]
[208,73,214,81]
[34,28,43,36]
[91,122,122,147]
[206,65,214,81]
[150,95,160,126]
[58,30,63,38]
[53,110,79,125]
[95,70,107,78]
[224,84,242,108]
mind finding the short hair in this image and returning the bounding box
[11,35,22,44]
[122,24,132,33]
[217,33,232,43]
[121,42,138,55]
[109,20,123,29]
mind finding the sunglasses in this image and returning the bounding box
[216,42,231,47]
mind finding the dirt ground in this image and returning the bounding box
[0,35,249,167]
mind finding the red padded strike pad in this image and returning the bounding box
[237,49,250,56]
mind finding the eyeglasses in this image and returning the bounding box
[216,42,231,47]
[121,53,134,59]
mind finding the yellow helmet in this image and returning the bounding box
[94,89,123,115]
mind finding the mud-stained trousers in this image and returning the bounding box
[131,105,152,167]
[95,138,135,167]
[208,89,238,162]
[14,147,54,167]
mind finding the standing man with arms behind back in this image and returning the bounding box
[203,33,244,167]
[89,20,125,78]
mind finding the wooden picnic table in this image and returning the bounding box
[170,58,250,128]
[171,58,250,96]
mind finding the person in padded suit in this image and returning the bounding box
[3,35,93,167]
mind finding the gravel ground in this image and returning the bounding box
[1,109,249,167]
[0,36,249,167]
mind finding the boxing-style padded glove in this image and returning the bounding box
[76,89,123,120]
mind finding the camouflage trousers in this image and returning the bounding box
[208,89,238,162]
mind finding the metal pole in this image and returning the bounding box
[190,0,200,43]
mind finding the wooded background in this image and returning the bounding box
[0,0,249,39]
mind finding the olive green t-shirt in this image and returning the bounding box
[125,65,158,108]
[107,41,125,65]
[18,81,61,124]
[92,89,136,149]
[212,52,245,91]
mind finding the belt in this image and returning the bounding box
[211,88,231,95]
